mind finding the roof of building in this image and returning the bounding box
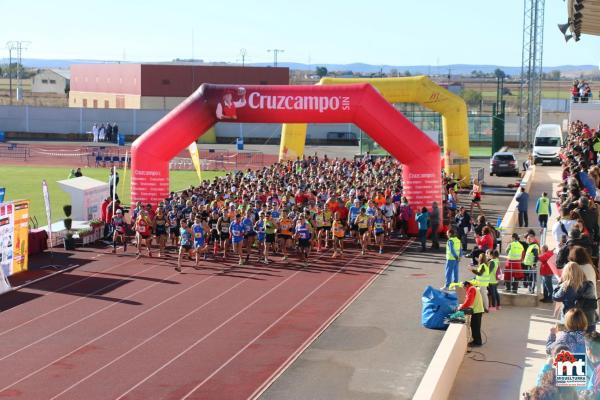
[51,69,71,79]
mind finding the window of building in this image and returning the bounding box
[162,79,170,85]
[42,79,48,84]
[50,80,56,84]
[93,99,98,108]
[104,100,109,108]
[82,99,88,108]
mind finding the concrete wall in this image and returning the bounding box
[569,101,600,129]
[69,91,141,109]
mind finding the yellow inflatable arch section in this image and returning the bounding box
[279,76,470,182]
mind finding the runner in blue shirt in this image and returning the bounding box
[192,215,209,268]
[242,209,256,264]
[230,214,246,265]
[294,215,313,267]
[372,209,386,254]
[177,218,193,272]
[347,199,362,243]
[254,212,268,264]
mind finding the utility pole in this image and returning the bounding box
[267,49,284,67]
[240,48,247,67]
[7,40,30,102]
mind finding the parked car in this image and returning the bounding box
[490,152,519,176]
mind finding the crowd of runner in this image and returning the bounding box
[103,155,432,272]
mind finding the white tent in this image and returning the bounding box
[57,176,109,221]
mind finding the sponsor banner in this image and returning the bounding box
[0,200,29,277]
[42,180,53,246]
[554,350,586,387]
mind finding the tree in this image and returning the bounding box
[550,70,561,81]
[460,89,483,107]
[390,68,398,77]
[404,70,412,77]
[315,66,328,78]
[494,68,506,79]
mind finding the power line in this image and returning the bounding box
[6,40,30,102]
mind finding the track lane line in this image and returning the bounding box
[181,241,409,399]
[0,264,230,393]
[249,239,412,400]
[114,250,365,400]
[0,256,159,337]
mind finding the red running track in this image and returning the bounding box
[0,238,410,400]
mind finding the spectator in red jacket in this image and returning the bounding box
[101,196,111,239]
[539,245,555,303]
[458,281,485,347]
[471,226,494,265]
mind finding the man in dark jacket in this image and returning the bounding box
[557,228,595,267]
[576,197,598,244]
[430,201,440,250]
[454,206,471,251]
[516,187,529,227]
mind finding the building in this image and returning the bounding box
[31,69,70,94]
[69,64,289,110]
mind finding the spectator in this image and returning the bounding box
[471,225,493,265]
[108,168,120,200]
[415,206,429,252]
[455,206,471,252]
[546,308,587,355]
[568,245,598,297]
[487,249,501,310]
[553,261,597,332]
[442,228,461,290]
[538,245,555,303]
[522,232,540,295]
[113,122,119,143]
[99,123,106,142]
[106,123,113,142]
[67,169,76,179]
[92,123,99,143]
[516,187,529,227]
[74,167,83,178]
[551,207,576,246]
[429,202,440,250]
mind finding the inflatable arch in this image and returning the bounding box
[130,83,442,233]
[280,76,471,182]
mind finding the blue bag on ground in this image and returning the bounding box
[421,286,458,330]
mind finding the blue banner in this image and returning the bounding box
[0,187,5,203]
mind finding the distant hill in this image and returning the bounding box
[2,58,597,76]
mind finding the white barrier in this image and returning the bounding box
[413,323,468,400]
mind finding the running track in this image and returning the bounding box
[0,238,410,399]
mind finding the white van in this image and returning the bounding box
[533,124,563,165]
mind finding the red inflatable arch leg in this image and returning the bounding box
[131,83,441,234]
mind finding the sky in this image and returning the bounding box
[3,0,600,67]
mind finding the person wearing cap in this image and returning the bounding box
[111,209,127,254]
[457,280,485,347]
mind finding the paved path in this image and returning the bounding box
[449,166,561,399]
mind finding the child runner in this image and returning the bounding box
[278,209,294,261]
[242,209,256,264]
[294,214,312,267]
[176,218,193,272]
[134,209,153,259]
[373,208,386,254]
[154,207,168,257]
[230,214,245,265]
[192,215,209,268]
[332,212,345,258]
[111,209,127,253]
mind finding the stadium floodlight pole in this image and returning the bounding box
[6,41,16,103]
[267,49,284,67]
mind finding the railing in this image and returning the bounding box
[0,143,30,161]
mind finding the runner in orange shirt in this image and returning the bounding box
[278,210,294,261]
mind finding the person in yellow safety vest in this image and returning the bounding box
[457,280,485,347]
[523,233,540,295]
[505,233,525,293]
[535,192,551,229]
[593,135,600,154]
[486,249,501,310]
[471,253,490,312]
[442,228,462,290]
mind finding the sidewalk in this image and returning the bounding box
[450,166,562,399]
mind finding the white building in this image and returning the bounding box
[31,69,70,94]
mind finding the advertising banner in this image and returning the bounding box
[0,187,5,203]
[0,200,29,277]
[42,180,53,246]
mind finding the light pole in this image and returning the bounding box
[267,49,284,67]
[240,48,247,67]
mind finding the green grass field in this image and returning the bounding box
[1,166,225,225]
